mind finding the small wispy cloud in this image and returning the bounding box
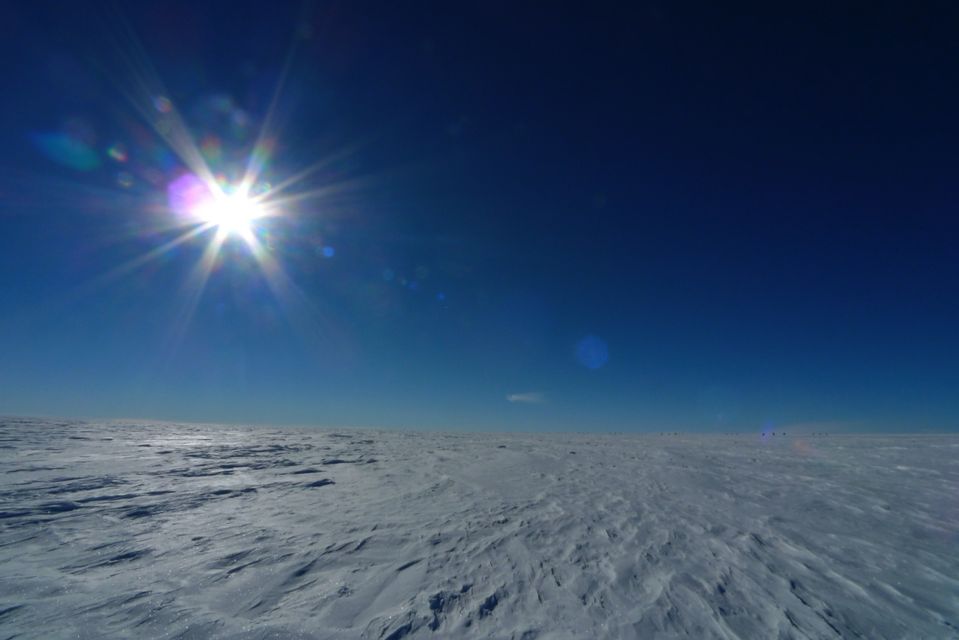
[507,391,546,404]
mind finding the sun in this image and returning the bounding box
[193,189,265,240]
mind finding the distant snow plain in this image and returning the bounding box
[0,418,956,639]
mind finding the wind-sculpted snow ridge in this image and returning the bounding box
[0,418,957,639]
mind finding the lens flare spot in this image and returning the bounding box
[575,335,609,369]
[107,143,128,163]
[167,173,209,219]
[31,132,100,171]
[153,95,173,113]
[200,135,222,163]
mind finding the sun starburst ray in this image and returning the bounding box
[255,140,370,201]
[162,231,227,357]
[47,5,370,357]
[99,6,220,189]
[67,223,214,303]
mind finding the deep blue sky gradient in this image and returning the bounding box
[1,2,957,431]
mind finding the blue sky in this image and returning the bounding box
[1,2,956,431]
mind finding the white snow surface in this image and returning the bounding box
[1,418,957,639]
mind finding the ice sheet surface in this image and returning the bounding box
[1,418,957,638]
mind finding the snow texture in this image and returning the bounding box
[1,417,957,639]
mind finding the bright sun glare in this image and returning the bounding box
[194,190,264,240]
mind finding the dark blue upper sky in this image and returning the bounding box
[1,2,957,431]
